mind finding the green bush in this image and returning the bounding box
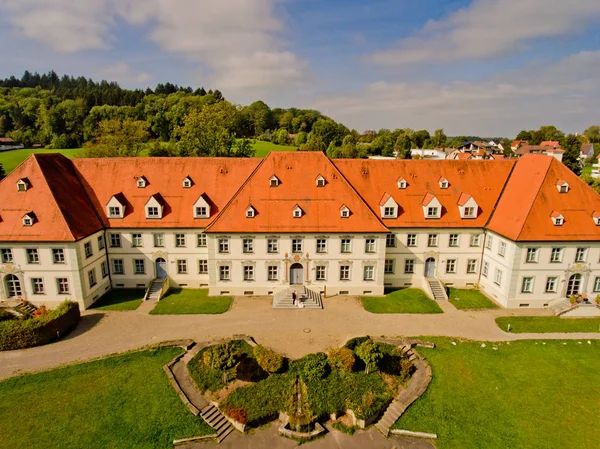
[328,348,355,372]
[344,336,370,351]
[253,345,284,373]
[355,339,383,374]
[0,301,80,351]
[300,353,328,382]
[202,342,238,371]
[0,309,16,323]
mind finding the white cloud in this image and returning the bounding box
[370,0,600,66]
[310,51,600,136]
[0,0,310,95]
[97,61,152,85]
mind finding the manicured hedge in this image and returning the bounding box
[0,301,80,351]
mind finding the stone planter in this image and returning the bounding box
[278,422,326,440]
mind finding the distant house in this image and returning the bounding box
[540,141,561,149]
[410,148,453,160]
[511,140,528,151]
[515,144,564,162]
[0,137,24,151]
[581,143,594,161]
[458,141,491,152]
[489,140,504,152]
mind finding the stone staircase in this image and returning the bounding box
[146,279,164,301]
[15,301,37,315]
[548,298,572,315]
[427,278,447,301]
[200,404,234,442]
[272,286,322,309]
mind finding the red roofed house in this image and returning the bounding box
[0,152,599,310]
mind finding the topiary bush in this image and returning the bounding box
[300,352,328,382]
[328,347,355,372]
[253,345,284,373]
[0,301,80,351]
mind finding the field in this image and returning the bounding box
[448,288,499,309]
[496,316,600,333]
[361,288,443,314]
[250,140,298,157]
[0,347,213,449]
[393,338,600,448]
[149,289,233,314]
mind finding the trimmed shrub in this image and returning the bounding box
[300,353,328,382]
[0,309,15,323]
[355,339,383,374]
[0,301,80,351]
[253,345,284,373]
[202,342,238,371]
[328,348,355,372]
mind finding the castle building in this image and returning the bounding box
[0,152,599,309]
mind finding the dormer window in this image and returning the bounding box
[137,177,147,188]
[427,207,439,218]
[182,177,193,188]
[439,177,449,189]
[147,207,159,218]
[194,194,211,218]
[22,212,36,227]
[106,194,126,219]
[270,175,280,187]
[246,206,256,218]
[145,194,165,219]
[457,193,478,219]
[196,207,208,217]
[293,205,303,218]
[593,213,600,226]
[109,206,121,217]
[340,205,350,218]
[383,207,395,218]
[316,175,326,187]
[555,180,569,193]
[551,212,564,226]
[463,207,476,217]
[17,178,30,192]
[397,178,407,189]
[379,193,399,219]
[422,193,442,219]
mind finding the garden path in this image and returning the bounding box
[1,295,598,379]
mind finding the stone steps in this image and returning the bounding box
[200,405,234,443]
[14,301,37,315]
[427,279,447,301]
[548,298,571,316]
[273,286,323,309]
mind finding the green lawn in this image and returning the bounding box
[582,165,592,175]
[0,148,84,173]
[250,140,298,157]
[393,338,600,448]
[448,288,499,310]
[0,347,214,449]
[361,288,443,314]
[90,288,145,311]
[150,289,232,315]
[496,316,600,333]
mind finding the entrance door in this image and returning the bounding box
[290,263,303,285]
[566,274,582,297]
[5,275,22,298]
[155,258,167,279]
[424,258,436,277]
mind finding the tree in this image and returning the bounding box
[253,345,284,373]
[562,134,583,175]
[340,135,358,158]
[583,125,600,144]
[432,128,447,147]
[355,339,383,374]
[203,342,239,371]
[515,130,533,141]
[327,347,355,372]
[82,119,149,157]
[0,162,5,181]
[413,129,430,149]
[394,134,412,159]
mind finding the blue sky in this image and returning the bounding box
[1,0,600,136]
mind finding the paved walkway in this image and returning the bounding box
[1,295,599,379]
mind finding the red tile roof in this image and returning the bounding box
[457,193,472,206]
[540,141,560,148]
[206,152,387,233]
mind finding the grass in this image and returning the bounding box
[448,288,499,310]
[250,140,298,157]
[0,148,84,173]
[393,338,600,448]
[582,164,592,175]
[0,347,214,449]
[90,288,145,311]
[361,288,443,314]
[149,289,232,315]
[496,316,600,333]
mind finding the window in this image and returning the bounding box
[407,234,417,247]
[482,261,489,277]
[26,248,39,264]
[198,260,208,274]
[386,234,395,248]
[97,235,105,251]
[384,259,394,274]
[494,268,503,286]
[467,259,478,274]
[84,241,93,258]
[470,234,481,247]
[197,233,207,247]
[464,207,475,217]
[110,233,121,248]
[575,248,588,263]
[219,265,230,281]
[246,207,255,218]
[554,216,563,226]
[23,215,33,227]
[219,238,229,253]
[446,259,456,273]
[88,269,97,288]
[267,238,278,253]
[183,178,192,188]
[133,259,145,275]
[243,238,254,253]
[521,277,534,293]
[175,234,186,247]
[243,266,254,281]
[383,206,396,218]
[593,277,600,292]
[449,234,459,247]
[546,277,558,293]
[341,238,351,253]
[498,241,506,257]
[485,235,493,250]
[195,206,208,218]
[339,265,350,281]
[550,248,563,263]
[131,233,143,248]
[112,259,124,275]
[404,259,415,274]
[101,261,108,278]
[365,238,376,253]
[268,266,278,281]
[154,233,164,248]
[440,180,448,189]
[270,176,279,187]
[292,238,303,253]
[427,234,438,247]
[427,207,439,218]
[363,266,374,281]
[17,181,27,192]
[31,278,44,294]
[293,207,303,218]
[108,206,121,217]
[147,206,160,218]
[57,278,70,294]
[52,248,65,264]
[340,207,350,218]
[316,265,326,281]
[137,178,146,188]
[316,239,327,253]
[526,248,539,263]
[1,248,13,263]
[316,176,326,187]
[177,259,188,274]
